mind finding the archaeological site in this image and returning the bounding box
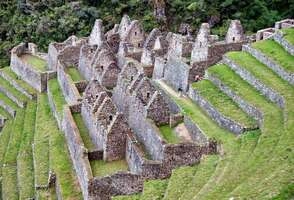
[0,6,293,200]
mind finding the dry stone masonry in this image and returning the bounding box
[6,15,293,200]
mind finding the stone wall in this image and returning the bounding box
[152,57,166,79]
[188,86,255,134]
[164,54,190,92]
[62,106,93,199]
[0,100,16,117]
[243,44,294,85]
[206,72,263,125]
[274,31,294,56]
[57,62,82,104]
[0,70,35,99]
[184,116,208,145]
[223,56,285,108]
[88,172,143,200]
[0,86,26,108]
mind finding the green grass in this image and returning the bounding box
[34,94,50,187]
[163,166,197,200]
[72,113,96,151]
[205,64,293,199]
[178,155,219,200]
[38,93,82,199]
[48,78,66,116]
[0,120,13,197]
[112,194,141,200]
[0,76,28,102]
[90,159,129,177]
[17,101,37,199]
[251,39,294,73]
[0,106,11,119]
[191,80,256,128]
[141,179,168,200]
[281,28,294,45]
[159,125,182,144]
[21,54,47,72]
[1,67,36,95]
[66,67,84,82]
[0,92,19,111]
[2,108,25,199]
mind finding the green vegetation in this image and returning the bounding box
[0,1,292,66]
[141,179,168,200]
[1,67,36,95]
[90,159,128,177]
[39,93,82,199]
[67,67,84,82]
[159,125,181,144]
[48,78,66,116]
[281,28,294,45]
[112,194,141,200]
[163,166,197,200]
[17,101,37,199]
[0,92,19,111]
[0,107,11,119]
[192,80,256,128]
[72,113,96,151]
[251,40,294,73]
[2,108,25,199]
[20,54,47,72]
[0,76,28,101]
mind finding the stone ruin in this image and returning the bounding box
[8,14,293,199]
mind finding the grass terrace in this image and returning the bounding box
[191,80,257,129]
[141,179,168,200]
[251,39,294,73]
[1,67,36,95]
[159,125,182,144]
[66,67,84,82]
[20,54,47,72]
[0,92,19,111]
[0,76,28,102]
[90,159,129,177]
[281,28,294,45]
[72,113,96,151]
[48,78,66,116]
[0,107,11,119]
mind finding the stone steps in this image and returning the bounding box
[1,109,25,199]
[0,67,36,99]
[163,165,197,200]
[17,101,37,199]
[244,40,294,85]
[189,80,258,134]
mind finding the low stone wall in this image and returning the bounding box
[57,63,82,104]
[62,106,93,199]
[274,31,294,56]
[188,86,254,134]
[184,116,208,144]
[0,70,35,99]
[152,57,166,79]
[0,86,26,108]
[207,72,263,125]
[10,53,47,92]
[243,44,294,85]
[0,100,15,117]
[88,172,143,200]
[223,56,285,108]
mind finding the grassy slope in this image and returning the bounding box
[17,101,37,199]
[204,63,293,199]
[0,92,19,111]
[282,28,294,45]
[2,108,25,199]
[1,67,36,95]
[48,78,66,116]
[39,93,82,198]
[72,113,96,151]
[251,40,294,73]
[0,106,11,119]
[191,80,256,128]
[21,54,47,72]
[141,179,168,200]
[0,76,28,101]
